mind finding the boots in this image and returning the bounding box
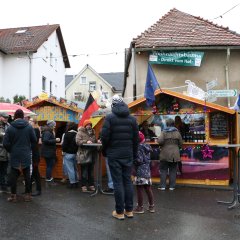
[24,193,32,202]
[7,194,17,203]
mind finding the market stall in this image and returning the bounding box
[128,89,238,186]
[24,95,83,179]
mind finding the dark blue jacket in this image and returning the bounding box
[41,126,57,159]
[3,119,37,169]
[101,101,139,164]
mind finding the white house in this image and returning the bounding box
[0,24,70,101]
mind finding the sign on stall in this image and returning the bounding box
[206,79,218,91]
[208,89,238,98]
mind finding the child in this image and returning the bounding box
[133,131,155,213]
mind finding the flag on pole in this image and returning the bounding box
[144,63,161,106]
[231,94,240,111]
[78,93,99,127]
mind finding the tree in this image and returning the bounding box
[13,95,26,104]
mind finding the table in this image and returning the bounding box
[82,143,113,196]
[214,144,240,210]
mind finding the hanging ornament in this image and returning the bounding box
[172,98,179,112]
[201,145,214,159]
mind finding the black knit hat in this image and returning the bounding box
[14,109,24,120]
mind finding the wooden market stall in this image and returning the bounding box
[128,89,238,186]
[24,95,83,179]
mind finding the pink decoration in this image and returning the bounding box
[201,145,214,159]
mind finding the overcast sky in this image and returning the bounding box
[0,0,240,74]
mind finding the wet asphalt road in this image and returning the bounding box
[0,180,240,240]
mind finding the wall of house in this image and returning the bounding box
[125,49,240,107]
[0,31,66,102]
[31,31,65,99]
[65,67,113,105]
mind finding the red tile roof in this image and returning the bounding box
[133,8,240,48]
[0,24,70,67]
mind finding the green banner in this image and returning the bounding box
[149,51,204,67]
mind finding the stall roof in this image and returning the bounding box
[128,89,236,115]
[23,98,83,113]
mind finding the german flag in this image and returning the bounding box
[78,93,99,127]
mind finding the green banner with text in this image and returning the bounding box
[149,51,204,67]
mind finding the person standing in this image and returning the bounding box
[0,112,10,192]
[76,119,97,192]
[101,95,139,220]
[41,120,60,182]
[133,131,155,214]
[158,118,183,190]
[62,122,78,188]
[29,118,42,196]
[3,109,37,202]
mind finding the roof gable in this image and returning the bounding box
[0,24,70,67]
[99,72,124,91]
[133,8,240,49]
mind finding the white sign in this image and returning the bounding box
[208,89,238,97]
[207,94,217,103]
[185,80,206,100]
[206,79,218,91]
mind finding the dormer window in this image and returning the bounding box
[15,29,27,34]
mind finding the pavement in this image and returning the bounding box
[0,180,240,240]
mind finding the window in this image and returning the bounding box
[80,76,87,84]
[101,91,109,101]
[74,92,83,101]
[50,81,52,94]
[89,82,96,92]
[42,76,46,91]
[50,52,53,66]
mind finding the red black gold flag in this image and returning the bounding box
[78,93,99,127]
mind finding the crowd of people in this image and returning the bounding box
[0,95,184,220]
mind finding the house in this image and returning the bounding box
[0,24,70,101]
[65,64,124,106]
[123,8,240,107]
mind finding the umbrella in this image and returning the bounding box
[0,103,36,117]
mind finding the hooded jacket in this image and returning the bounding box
[158,127,183,162]
[101,101,139,163]
[0,121,9,161]
[3,119,37,169]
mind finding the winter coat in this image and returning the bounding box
[75,127,97,164]
[3,119,37,169]
[32,128,40,164]
[0,121,9,161]
[41,126,57,159]
[101,101,139,165]
[158,127,183,162]
[62,130,78,154]
[134,143,152,179]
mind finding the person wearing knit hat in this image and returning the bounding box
[41,120,60,183]
[3,109,37,202]
[47,120,56,128]
[83,119,92,128]
[101,92,139,220]
[76,118,97,192]
[133,133,155,214]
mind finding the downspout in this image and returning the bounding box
[225,48,230,107]
[27,51,32,100]
[132,47,136,100]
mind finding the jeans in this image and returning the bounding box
[105,158,114,189]
[0,161,8,187]
[64,153,78,184]
[45,157,55,180]
[159,161,177,188]
[9,167,31,194]
[108,159,133,214]
[81,162,94,186]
